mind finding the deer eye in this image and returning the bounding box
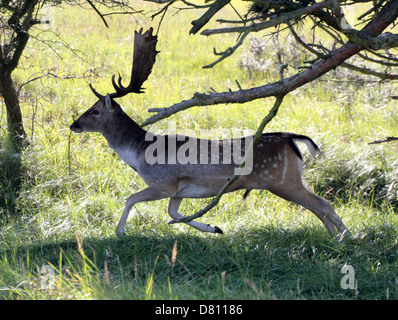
[92,109,100,115]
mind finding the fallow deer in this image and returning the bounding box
[70,28,350,239]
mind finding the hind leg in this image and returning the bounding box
[167,198,223,234]
[270,183,351,239]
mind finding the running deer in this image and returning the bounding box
[70,28,350,239]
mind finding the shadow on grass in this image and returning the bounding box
[3,224,397,299]
[0,135,25,220]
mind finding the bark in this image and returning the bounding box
[0,71,26,139]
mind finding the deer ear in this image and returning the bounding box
[105,93,112,109]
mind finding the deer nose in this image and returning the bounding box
[70,121,82,133]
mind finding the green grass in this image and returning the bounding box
[1,2,397,300]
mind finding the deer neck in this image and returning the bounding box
[102,111,147,156]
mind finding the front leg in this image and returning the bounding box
[116,187,169,237]
[168,197,223,234]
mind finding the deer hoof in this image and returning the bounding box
[213,225,224,234]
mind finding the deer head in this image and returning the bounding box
[70,27,159,134]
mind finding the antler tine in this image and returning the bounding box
[89,83,105,99]
[111,74,125,94]
[117,74,124,90]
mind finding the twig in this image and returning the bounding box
[190,0,231,35]
[153,1,174,35]
[144,0,173,3]
[181,0,211,9]
[340,62,398,80]
[369,137,398,144]
[332,0,398,51]
[289,21,398,80]
[168,96,284,225]
[235,79,242,90]
[17,69,98,95]
[102,11,144,17]
[203,29,250,68]
[86,0,109,28]
[200,0,335,36]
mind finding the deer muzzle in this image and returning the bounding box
[70,120,83,133]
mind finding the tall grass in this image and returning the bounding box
[1,2,397,300]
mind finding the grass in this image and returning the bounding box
[1,2,398,300]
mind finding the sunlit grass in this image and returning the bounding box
[1,2,397,300]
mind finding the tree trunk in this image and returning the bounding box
[0,71,26,140]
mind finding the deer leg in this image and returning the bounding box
[168,197,223,234]
[270,184,351,239]
[116,187,169,237]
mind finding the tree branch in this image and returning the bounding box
[289,21,398,80]
[203,29,251,68]
[86,0,109,28]
[340,61,398,80]
[142,40,362,126]
[369,137,398,144]
[201,0,336,36]
[142,0,398,124]
[190,0,231,35]
[6,0,39,73]
[344,30,398,50]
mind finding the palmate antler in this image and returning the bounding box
[89,27,159,99]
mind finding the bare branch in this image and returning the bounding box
[365,48,398,63]
[332,0,398,50]
[340,61,398,80]
[190,0,231,35]
[180,0,212,9]
[369,137,398,144]
[142,0,398,127]
[141,42,357,126]
[86,0,109,28]
[203,29,250,68]
[344,30,398,50]
[289,21,398,80]
[201,0,336,36]
[17,69,99,95]
[144,0,173,3]
[356,51,398,68]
